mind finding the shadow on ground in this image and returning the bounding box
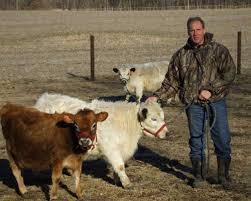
[82,145,194,187]
[135,145,193,184]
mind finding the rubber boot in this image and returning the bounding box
[201,158,207,180]
[217,157,232,190]
[191,158,206,188]
[225,158,232,182]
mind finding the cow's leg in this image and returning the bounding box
[124,86,131,102]
[135,85,143,103]
[113,171,121,186]
[50,163,63,201]
[6,146,27,195]
[73,160,83,199]
[9,160,27,195]
[108,156,131,188]
[125,93,131,102]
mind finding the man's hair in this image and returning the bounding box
[187,17,205,31]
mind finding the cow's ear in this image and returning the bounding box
[141,108,148,119]
[113,68,119,73]
[96,112,108,122]
[63,115,74,124]
[130,68,136,72]
[138,108,148,121]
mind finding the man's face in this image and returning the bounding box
[188,20,205,45]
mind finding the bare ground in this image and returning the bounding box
[0,9,250,201]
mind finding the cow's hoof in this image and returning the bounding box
[21,191,32,199]
[49,196,58,201]
[122,182,133,189]
[76,191,83,199]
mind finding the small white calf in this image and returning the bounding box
[35,93,168,188]
[113,61,177,103]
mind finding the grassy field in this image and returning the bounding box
[0,8,250,201]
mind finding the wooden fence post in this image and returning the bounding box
[90,35,95,81]
[237,31,241,74]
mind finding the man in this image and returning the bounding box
[149,17,236,188]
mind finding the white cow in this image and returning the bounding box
[113,61,177,104]
[34,93,168,188]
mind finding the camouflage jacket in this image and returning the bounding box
[154,33,236,104]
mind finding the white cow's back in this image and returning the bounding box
[34,92,91,114]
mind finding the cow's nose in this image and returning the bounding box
[121,79,127,84]
[79,138,92,147]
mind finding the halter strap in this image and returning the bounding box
[141,123,167,138]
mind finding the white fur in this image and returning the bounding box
[35,93,168,188]
[113,61,176,103]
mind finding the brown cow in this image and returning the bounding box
[0,103,108,200]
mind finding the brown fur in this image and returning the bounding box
[0,103,108,200]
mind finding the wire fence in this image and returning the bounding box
[1,0,251,10]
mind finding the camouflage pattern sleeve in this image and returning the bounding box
[205,45,236,96]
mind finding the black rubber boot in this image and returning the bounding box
[217,157,232,189]
[201,158,207,180]
[225,158,232,182]
[191,158,206,188]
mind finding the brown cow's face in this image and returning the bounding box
[64,109,108,150]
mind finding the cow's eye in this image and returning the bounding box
[91,123,97,131]
[151,118,157,122]
[74,124,80,132]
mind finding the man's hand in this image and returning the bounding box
[198,90,212,101]
[146,96,158,102]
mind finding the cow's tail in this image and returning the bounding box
[0,105,5,117]
[0,103,11,139]
[0,102,11,117]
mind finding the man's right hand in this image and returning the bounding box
[198,90,212,101]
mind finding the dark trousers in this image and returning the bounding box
[186,99,231,160]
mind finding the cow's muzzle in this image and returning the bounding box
[79,138,92,148]
[76,131,97,150]
[143,123,168,138]
[120,78,128,84]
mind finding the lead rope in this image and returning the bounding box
[202,101,216,175]
[204,102,210,174]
